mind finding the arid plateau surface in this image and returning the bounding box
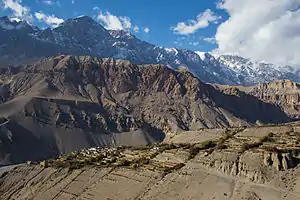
[1,124,300,199]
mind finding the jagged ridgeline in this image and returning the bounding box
[0,55,292,165]
[0,16,299,86]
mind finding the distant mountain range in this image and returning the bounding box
[0,15,299,86]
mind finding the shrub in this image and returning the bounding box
[51,161,67,169]
[163,163,185,174]
[189,146,201,159]
[132,157,150,166]
[138,157,150,165]
[84,159,93,166]
[216,133,234,149]
[259,133,275,143]
[131,144,154,151]
[130,163,138,169]
[198,140,217,150]
[68,161,83,171]
[150,152,159,159]
[118,159,130,166]
[263,146,280,153]
[240,142,262,152]
[218,144,227,150]
[160,143,177,151]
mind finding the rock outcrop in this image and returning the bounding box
[250,80,300,118]
[215,80,300,119]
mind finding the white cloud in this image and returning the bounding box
[144,27,150,33]
[133,25,139,33]
[119,16,131,29]
[35,11,64,28]
[2,0,33,21]
[215,0,300,66]
[97,11,124,30]
[171,9,221,35]
[96,10,142,32]
[203,37,216,44]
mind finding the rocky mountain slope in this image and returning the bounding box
[1,123,300,200]
[216,80,300,119]
[214,54,299,86]
[0,55,292,165]
[249,80,300,118]
[0,16,299,85]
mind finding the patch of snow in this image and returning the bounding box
[9,17,21,23]
[164,47,178,56]
[75,15,85,19]
[175,59,181,65]
[195,51,206,60]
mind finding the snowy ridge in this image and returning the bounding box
[216,55,299,85]
[195,51,206,60]
[0,15,299,86]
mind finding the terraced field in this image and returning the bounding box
[1,124,300,199]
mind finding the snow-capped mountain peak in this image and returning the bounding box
[195,51,206,60]
[216,55,299,85]
[0,15,299,86]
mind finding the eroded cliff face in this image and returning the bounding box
[248,80,300,118]
[197,150,300,184]
[214,79,300,119]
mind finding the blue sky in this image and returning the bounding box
[1,0,300,67]
[0,0,228,52]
